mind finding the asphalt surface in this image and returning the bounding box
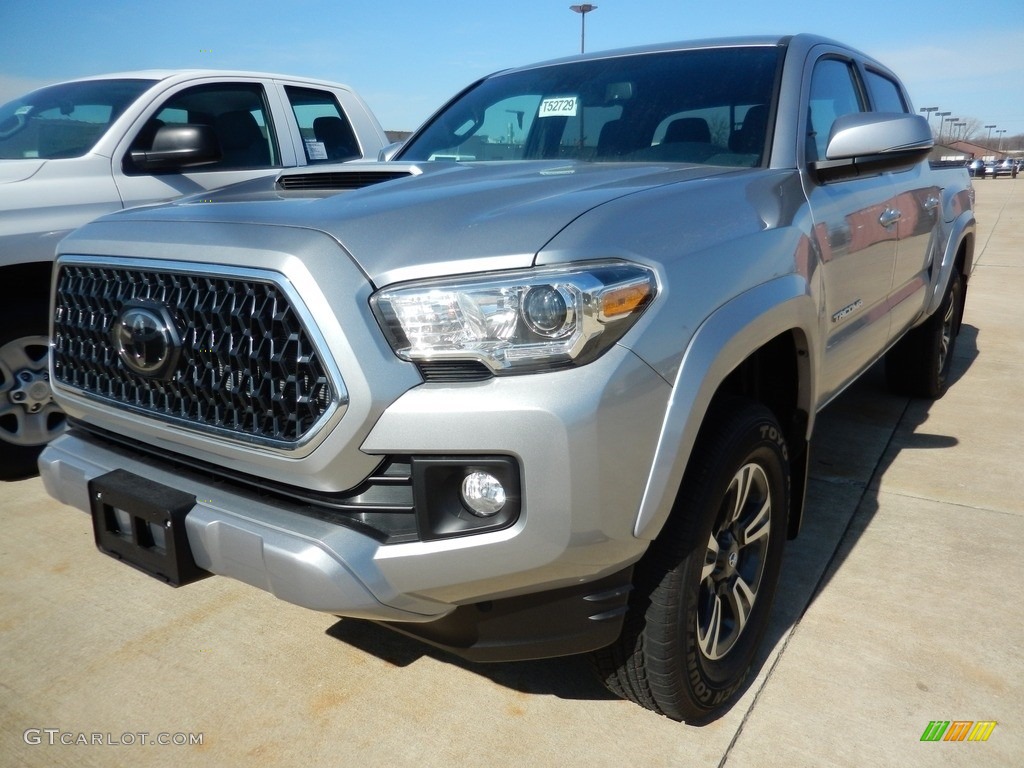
[2,180,1021,767]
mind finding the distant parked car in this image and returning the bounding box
[966,159,986,178]
[992,158,1018,178]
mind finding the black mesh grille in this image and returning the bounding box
[417,360,493,382]
[53,263,335,444]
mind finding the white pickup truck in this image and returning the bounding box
[0,69,388,478]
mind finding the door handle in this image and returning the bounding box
[879,208,901,228]
[924,195,941,211]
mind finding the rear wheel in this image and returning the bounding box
[592,399,789,721]
[0,318,65,480]
[885,270,962,398]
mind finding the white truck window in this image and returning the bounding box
[285,86,361,163]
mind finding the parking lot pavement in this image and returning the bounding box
[2,181,1021,768]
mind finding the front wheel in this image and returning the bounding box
[0,318,66,480]
[592,399,789,721]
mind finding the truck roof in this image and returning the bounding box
[501,33,869,74]
[39,68,359,91]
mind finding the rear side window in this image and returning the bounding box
[864,69,908,113]
[285,86,361,163]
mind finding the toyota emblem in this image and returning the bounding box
[112,302,181,379]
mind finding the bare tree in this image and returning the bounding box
[959,117,983,142]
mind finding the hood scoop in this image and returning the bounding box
[277,169,414,191]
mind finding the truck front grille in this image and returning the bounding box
[52,262,339,446]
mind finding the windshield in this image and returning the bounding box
[399,47,781,167]
[0,78,157,159]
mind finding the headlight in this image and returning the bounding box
[371,261,656,374]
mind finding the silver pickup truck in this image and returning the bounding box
[40,34,975,722]
[0,69,388,478]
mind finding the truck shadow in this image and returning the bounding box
[324,619,617,702]
[748,320,979,706]
[323,323,980,716]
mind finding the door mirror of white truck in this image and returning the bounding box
[378,141,404,162]
[811,112,933,183]
[128,123,222,172]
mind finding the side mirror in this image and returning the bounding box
[378,141,404,162]
[811,112,933,183]
[129,124,222,171]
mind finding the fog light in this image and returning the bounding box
[461,471,506,517]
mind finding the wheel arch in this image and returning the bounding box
[926,210,975,321]
[1,261,53,307]
[632,275,817,542]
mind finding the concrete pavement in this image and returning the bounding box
[2,180,1021,767]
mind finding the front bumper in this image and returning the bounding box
[40,344,668,631]
[41,432,443,621]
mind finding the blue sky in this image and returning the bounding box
[2,0,1023,139]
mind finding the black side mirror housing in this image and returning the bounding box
[129,124,222,172]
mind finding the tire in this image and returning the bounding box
[885,270,963,399]
[0,316,66,480]
[592,398,789,721]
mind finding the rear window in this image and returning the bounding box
[864,69,908,113]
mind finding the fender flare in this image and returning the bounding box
[925,208,976,319]
[632,273,818,540]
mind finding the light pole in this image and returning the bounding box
[985,124,996,143]
[996,129,1007,152]
[954,122,966,141]
[920,106,938,135]
[943,116,958,144]
[936,111,951,143]
[570,4,597,54]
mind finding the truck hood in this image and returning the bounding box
[100,160,741,285]
[0,159,45,184]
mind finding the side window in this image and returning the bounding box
[128,82,279,171]
[864,69,908,113]
[807,58,865,162]
[285,86,361,163]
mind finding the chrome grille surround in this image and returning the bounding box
[52,257,347,450]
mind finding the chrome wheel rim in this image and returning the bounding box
[697,462,772,661]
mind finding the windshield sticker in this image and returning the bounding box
[304,139,328,161]
[538,96,578,118]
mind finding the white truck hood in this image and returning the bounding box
[0,159,45,184]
